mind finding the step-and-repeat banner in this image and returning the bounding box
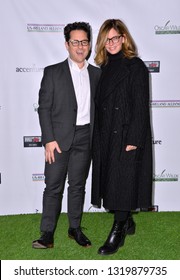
[0,0,180,215]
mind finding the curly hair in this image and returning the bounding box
[64,22,91,42]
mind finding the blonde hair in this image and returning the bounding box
[95,19,138,66]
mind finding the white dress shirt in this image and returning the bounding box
[68,57,90,125]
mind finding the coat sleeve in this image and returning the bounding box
[126,61,151,148]
[38,66,55,146]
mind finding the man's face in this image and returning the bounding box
[65,30,90,68]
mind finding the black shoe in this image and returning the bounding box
[32,232,54,249]
[68,227,91,247]
[127,215,136,235]
[98,217,135,255]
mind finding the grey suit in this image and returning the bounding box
[38,59,101,232]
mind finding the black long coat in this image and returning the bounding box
[91,55,153,211]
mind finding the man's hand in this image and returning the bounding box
[45,141,61,164]
[125,145,137,152]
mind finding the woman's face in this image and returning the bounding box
[105,28,124,55]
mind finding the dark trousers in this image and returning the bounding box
[40,125,91,233]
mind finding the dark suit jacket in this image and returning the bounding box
[38,59,101,151]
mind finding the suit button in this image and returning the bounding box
[74,109,77,112]
[103,107,107,110]
[115,107,119,110]
[73,124,75,127]
[113,130,118,134]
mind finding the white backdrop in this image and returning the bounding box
[0,0,180,215]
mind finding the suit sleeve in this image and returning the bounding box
[38,66,55,146]
[126,62,151,148]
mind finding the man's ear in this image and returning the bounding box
[65,41,69,50]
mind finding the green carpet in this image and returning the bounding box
[0,212,179,260]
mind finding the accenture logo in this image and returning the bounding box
[27,24,65,32]
[152,138,162,145]
[16,64,44,73]
[150,100,180,108]
[155,20,180,34]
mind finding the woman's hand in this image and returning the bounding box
[125,145,137,152]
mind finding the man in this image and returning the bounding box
[32,22,101,249]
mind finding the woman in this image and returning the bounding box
[92,19,153,255]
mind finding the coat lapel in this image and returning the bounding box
[88,64,96,99]
[61,59,77,107]
[88,64,96,126]
[59,60,96,126]
[96,60,130,104]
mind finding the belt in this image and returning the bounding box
[75,123,90,129]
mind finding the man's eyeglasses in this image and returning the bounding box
[105,35,123,45]
[69,40,89,46]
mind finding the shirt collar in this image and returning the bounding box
[68,57,89,71]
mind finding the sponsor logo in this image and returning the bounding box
[141,206,159,212]
[24,136,42,147]
[32,174,45,181]
[27,24,65,32]
[16,64,44,73]
[33,103,39,112]
[152,138,162,145]
[155,20,180,34]
[150,100,180,108]
[153,169,178,182]
[144,61,160,73]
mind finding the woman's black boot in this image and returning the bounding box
[98,216,135,255]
